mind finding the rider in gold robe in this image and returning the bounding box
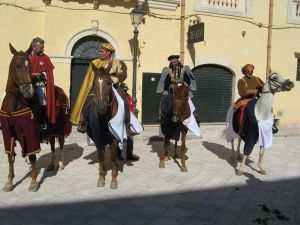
[70,43,129,133]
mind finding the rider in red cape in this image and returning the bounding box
[30,37,56,125]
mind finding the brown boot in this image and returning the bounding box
[77,120,87,133]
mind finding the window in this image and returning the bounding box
[287,0,300,24]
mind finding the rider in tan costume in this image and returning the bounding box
[234,64,264,131]
[70,43,129,133]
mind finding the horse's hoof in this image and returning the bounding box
[110,181,118,189]
[58,162,65,171]
[259,170,267,175]
[159,161,165,168]
[181,167,188,172]
[47,164,55,171]
[236,170,243,176]
[28,183,39,192]
[3,183,13,192]
[97,179,105,187]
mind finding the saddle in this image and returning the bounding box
[232,98,253,136]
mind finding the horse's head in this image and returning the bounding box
[171,82,190,123]
[268,72,294,93]
[7,43,34,99]
[91,62,114,116]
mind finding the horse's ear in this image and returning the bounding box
[9,43,18,55]
[25,44,32,55]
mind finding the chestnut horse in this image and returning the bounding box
[84,63,121,189]
[0,44,71,192]
[159,82,190,172]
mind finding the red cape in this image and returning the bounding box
[30,54,56,124]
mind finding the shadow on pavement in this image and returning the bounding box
[202,141,254,172]
[0,178,298,225]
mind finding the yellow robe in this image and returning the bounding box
[70,59,108,124]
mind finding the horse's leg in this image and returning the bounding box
[237,155,247,176]
[180,129,188,172]
[97,149,106,187]
[173,140,177,159]
[237,138,242,161]
[3,154,15,192]
[257,146,267,175]
[159,138,169,168]
[110,140,118,189]
[28,155,39,192]
[47,136,56,171]
[230,140,236,161]
[58,137,65,171]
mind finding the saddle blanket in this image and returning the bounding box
[182,98,201,137]
[0,107,41,157]
[226,105,273,148]
[108,87,143,149]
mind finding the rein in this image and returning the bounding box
[262,75,290,94]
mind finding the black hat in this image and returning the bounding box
[120,82,129,91]
[167,55,180,61]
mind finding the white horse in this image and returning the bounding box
[226,72,294,176]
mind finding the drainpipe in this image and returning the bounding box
[266,0,274,80]
[180,0,185,64]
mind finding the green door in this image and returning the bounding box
[142,73,161,124]
[70,58,92,110]
[70,35,108,111]
[192,65,233,122]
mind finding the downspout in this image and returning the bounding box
[180,0,185,64]
[266,0,274,79]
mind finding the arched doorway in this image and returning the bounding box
[70,35,109,110]
[192,64,233,122]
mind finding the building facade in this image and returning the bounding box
[0,0,299,124]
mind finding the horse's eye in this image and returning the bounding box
[16,65,21,69]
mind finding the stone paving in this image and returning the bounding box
[0,124,299,225]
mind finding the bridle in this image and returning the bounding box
[263,73,292,94]
[6,55,32,95]
[172,82,189,120]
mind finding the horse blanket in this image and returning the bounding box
[0,107,41,157]
[85,86,143,150]
[227,99,273,155]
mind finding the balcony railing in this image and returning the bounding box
[195,0,253,18]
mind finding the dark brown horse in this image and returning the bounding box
[159,82,190,172]
[85,63,119,189]
[0,44,71,192]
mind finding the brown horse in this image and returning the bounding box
[159,82,190,172]
[84,63,120,189]
[0,44,71,192]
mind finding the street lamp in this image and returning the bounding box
[130,6,144,117]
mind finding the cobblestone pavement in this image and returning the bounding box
[0,125,299,225]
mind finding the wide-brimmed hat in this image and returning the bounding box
[168,55,180,62]
[100,43,115,53]
[120,82,129,91]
